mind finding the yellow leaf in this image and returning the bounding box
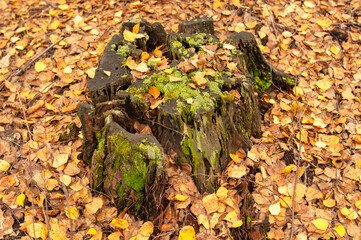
[229,153,241,163]
[197,214,210,229]
[224,211,243,228]
[149,86,160,99]
[341,207,358,220]
[60,175,72,186]
[356,200,361,210]
[281,164,296,175]
[90,29,99,35]
[316,78,333,91]
[53,154,68,168]
[175,194,189,201]
[304,1,315,8]
[323,198,336,208]
[63,66,72,74]
[86,68,96,78]
[280,196,292,208]
[296,130,308,143]
[17,193,26,207]
[169,76,183,82]
[49,218,68,240]
[59,4,69,10]
[133,22,140,34]
[150,99,164,109]
[269,201,281,215]
[65,206,79,219]
[179,226,195,240]
[87,228,97,235]
[114,11,123,18]
[330,45,339,55]
[103,70,111,76]
[227,62,237,71]
[45,103,55,111]
[317,19,332,28]
[50,20,61,29]
[16,40,28,50]
[311,218,328,230]
[245,21,258,29]
[293,86,303,98]
[333,224,345,237]
[0,160,10,171]
[108,231,121,240]
[138,222,153,237]
[231,0,241,7]
[213,1,221,9]
[123,29,137,42]
[46,178,58,191]
[26,222,48,240]
[112,217,129,229]
[35,61,47,72]
[216,186,228,200]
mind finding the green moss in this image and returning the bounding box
[283,76,295,86]
[123,151,147,192]
[252,70,271,93]
[108,132,163,207]
[117,45,130,58]
[93,127,107,188]
[181,136,203,175]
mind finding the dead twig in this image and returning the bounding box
[290,75,302,239]
[0,37,64,91]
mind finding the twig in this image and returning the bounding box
[41,169,51,237]
[290,75,302,239]
[44,139,74,238]
[0,37,64,91]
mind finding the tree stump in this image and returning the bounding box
[78,17,294,213]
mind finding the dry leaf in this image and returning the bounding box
[178,226,195,240]
[311,218,328,230]
[148,86,160,99]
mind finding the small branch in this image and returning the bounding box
[290,75,302,239]
[1,37,64,91]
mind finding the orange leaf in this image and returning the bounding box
[148,86,160,99]
[133,22,140,34]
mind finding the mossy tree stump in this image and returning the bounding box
[78,17,294,214]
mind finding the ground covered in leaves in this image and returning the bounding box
[0,0,361,239]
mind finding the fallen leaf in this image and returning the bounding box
[197,214,210,229]
[148,86,160,99]
[311,218,328,230]
[17,193,25,207]
[224,211,243,228]
[35,62,47,72]
[191,71,207,87]
[178,226,195,240]
[340,207,358,220]
[111,217,129,229]
[333,224,345,237]
[269,201,281,215]
[65,206,79,220]
[0,160,10,171]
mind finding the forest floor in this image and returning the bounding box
[0,0,361,239]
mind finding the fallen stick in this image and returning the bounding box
[0,36,64,91]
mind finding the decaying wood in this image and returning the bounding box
[78,17,295,214]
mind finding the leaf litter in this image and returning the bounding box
[0,0,361,239]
